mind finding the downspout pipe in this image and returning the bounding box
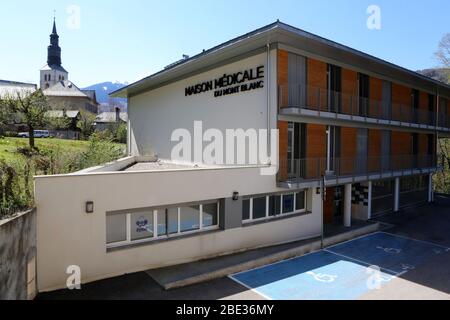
[267,42,271,159]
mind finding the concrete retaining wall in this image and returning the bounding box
[0,209,37,300]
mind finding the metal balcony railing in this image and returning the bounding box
[278,84,450,128]
[278,154,438,182]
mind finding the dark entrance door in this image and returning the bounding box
[323,186,344,225]
[333,186,344,224]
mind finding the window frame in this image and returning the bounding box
[106,201,220,249]
[242,191,307,224]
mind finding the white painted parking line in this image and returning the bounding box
[379,231,450,250]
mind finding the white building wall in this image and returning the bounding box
[35,167,320,292]
[129,52,275,162]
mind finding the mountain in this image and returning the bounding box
[416,68,450,84]
[83,81,128,112]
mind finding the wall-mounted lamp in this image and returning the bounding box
[232,192,239,201]
[85,201,94,214]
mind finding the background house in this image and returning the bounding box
[95,108,128,132]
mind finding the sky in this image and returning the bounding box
[0,0,449,88]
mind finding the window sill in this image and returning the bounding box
[106,227,221,253]
[242,210,311,227]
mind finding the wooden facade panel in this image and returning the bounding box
[369,77,383,118]
[391,131,412,168]
[368,129,381,172]
[418,133,428,155]
[307,58,327,110]
[340,127,357,174]
[278,120,289,181]
[341,68,358,114]
[278,50,288,109]
[391,83,411,121]
[306,124,326,178]
[391,131,411,155]
[419,91,429,124]
[323,187,335,224]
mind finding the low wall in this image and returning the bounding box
[0,209,37,300]
[35,165,321,292]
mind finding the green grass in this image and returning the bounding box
[0,137,123,163]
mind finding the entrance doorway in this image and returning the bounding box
[323,186,344,225]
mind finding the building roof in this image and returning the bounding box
[40,64,68,73]
[43,80,88,98]
[82,89,99,105]
[95,111,128,123]
[111,21,450,99]
[0,80,37,98]
[46,110,80,118]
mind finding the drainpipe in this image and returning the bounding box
[436,87,440,166]
[326,126,331,173]
[267,43,271,162]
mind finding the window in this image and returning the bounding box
[242,199,250,221]
[106,201,220,248]
[180,205,200,232]
[282,194,295,214]
[130,211,154,241]
[203,203,218,228]
[106,213,127,244]
[243,191,307,223]
[296,192,305,211]
[252,197,267,220]
[157,210,166,237]
[269,195,281,216]
[167,207,178,235]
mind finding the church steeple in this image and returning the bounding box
[47,18,62,66]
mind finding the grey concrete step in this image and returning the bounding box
[146,221,380,290]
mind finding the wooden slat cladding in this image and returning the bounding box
[419,91,429,124]
[323,187,335,224]
[418,133,429,167]
[307,58,327,110]
[306,124,326,178]
[341,69,358,114]
[392,83,411,121]
[278,120,289,181]
[278,50,288,110]
[368,129,381,172]
[391,131,411,155]
[340,127,357,175]
[369,77,383,118]
[391,131,412,169]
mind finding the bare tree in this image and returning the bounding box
[0,89,50,149]
[435,33,450,193]
[77,109,96,140]
[435,33,450,85]
[436,33,450,68]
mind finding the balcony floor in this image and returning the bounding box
[279,107,450,134]
[279,167,439,189]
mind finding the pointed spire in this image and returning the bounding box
[48,14,62,66]
[52,15,57,35]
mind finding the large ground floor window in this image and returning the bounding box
[106,201,220,248]
[399,175,428,208]
[242,191,307,223]
[371,179,395,215]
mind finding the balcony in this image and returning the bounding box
[278,155,440,189]
[278,84,450,133]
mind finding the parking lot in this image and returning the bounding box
[230,232,449,300]
[38,195,450,300]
